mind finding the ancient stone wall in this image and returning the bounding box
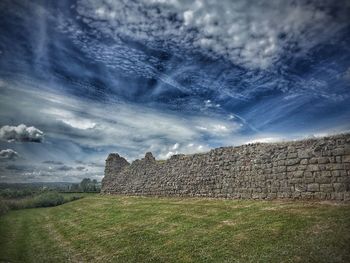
[101,134,350,201]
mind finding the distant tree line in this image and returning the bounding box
[70,178,101,193]
[0,187,36,199]
[0,178,101,198]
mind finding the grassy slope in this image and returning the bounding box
[0,195,349,263]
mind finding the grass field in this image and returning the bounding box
[0,195,349,263]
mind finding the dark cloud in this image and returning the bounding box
[75,160,104,168]
[76,166,86,171]
[0,149,19,161]
[88,162,105,168]
[5,164,32,172]
[0,124,44,143]
[55,165,74,171]
[42,160,64,165]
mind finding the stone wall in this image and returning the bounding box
[101,134,350,201]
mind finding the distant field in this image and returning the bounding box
[0,195,349,263]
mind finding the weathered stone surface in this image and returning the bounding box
[315,177,332,184]
[300,159,308,165]
[307,183,320,192]
[343,155,350,163]
[320,184,333,192]
[333,183,346,192]
[286,158,300,166]
[318,157,330,164]
[102,133,350,201]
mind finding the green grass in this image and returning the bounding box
[0,192,89,213]
[0,195,349,263]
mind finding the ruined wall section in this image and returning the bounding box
[102,134,350,201]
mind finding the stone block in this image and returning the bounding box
[266,193,277,199]
[290,178,303,184]
[273,166,286,173]
[332,148,345,156]
[332,170,341,177]
[280,186,293,192]
[329,164,344,170]
[300,159,308,165]
[287,166,298,172]
[315,177,332,184]
[307,165,319,172]
[309,158,318,164]
[307,183,319,192]
[333,183,346,192]
[314,192,327,200]
[277,160,286,166]
[318,157,329,164]
[294,184,307,192]
[263,168,272,174]
[322,150,332,157]
[336,177,350,183]
[270,187,278,193]
[331,193,344,201]
[301,192,314,199]
[343,155,350,163]
[278,192,292,198]
[277,153,287,160]
[344,192,350,201]
[292,192,302,199]
[320,184,333,192]
[297,165,307,171]
[321,171,331,177]
[304,177,315,184]
[298,150,311,159]
[286,158,300,166]
[292,171,304,178]
[304,171,313,177]
[287,153,298,159]
[344,146,350,154]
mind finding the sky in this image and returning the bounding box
[0,0,350,183]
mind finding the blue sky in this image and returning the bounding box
[0,0,349,182]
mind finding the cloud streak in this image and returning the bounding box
[42,160,64,165]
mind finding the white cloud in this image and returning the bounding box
[212,124,229,133]
[0,124,44,143]
[44,108,96,130]
[228,115,235,120]
[0,149,19,161]
[204,99,220,109]
[172,143,179,150]
[60,119,96,130]
[195,121,235,135]
[73,0,349,69]
[245,137,284,144]
[157,141,209,160]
